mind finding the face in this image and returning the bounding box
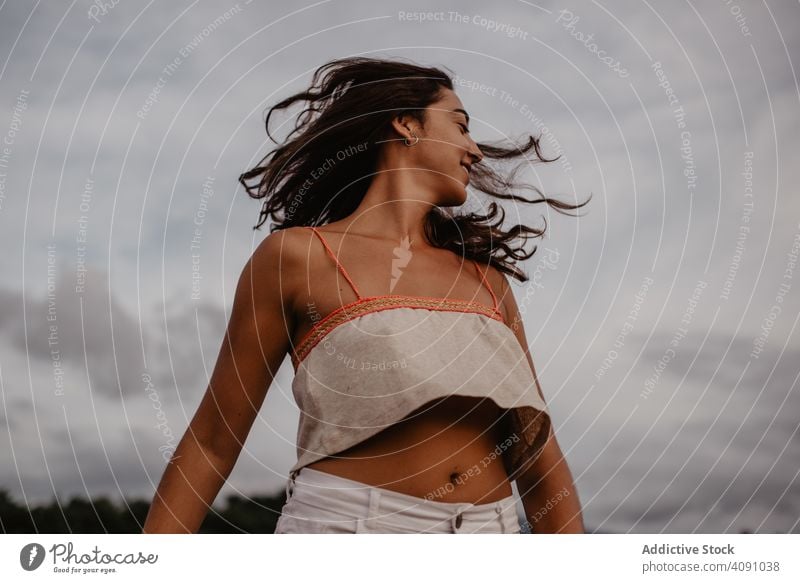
[396,88,483,206]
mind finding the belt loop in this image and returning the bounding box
[365,486,380,529]
[497,502,506,534]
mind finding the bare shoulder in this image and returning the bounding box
[248,226,312,306]
[252,226,311,265]
[483,262,509,292]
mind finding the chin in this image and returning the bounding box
[437,187,468,208]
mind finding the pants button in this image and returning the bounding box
[455,513,463,528]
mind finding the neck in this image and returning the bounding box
[341,169,434,244]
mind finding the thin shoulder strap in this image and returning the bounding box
[308,227,362,299]
[473,260,500,313]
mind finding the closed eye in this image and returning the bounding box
[459,123,470,134]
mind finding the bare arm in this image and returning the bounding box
[143,230,297,533]
[492,268,585,534]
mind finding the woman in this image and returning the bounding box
[143,56,589,534]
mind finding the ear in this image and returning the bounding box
[390,112,421,142]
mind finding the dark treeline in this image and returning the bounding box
[7,488,764,533]
[0,488,286,533]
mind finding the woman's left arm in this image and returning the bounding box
[492,267,586,534]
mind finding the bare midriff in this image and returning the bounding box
[305,394,514,504]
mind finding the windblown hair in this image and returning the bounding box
[238,56,590,282]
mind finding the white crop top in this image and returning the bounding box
[288,227,552,482]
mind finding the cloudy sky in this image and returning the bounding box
[0,0,798,533]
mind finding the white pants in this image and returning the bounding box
[275,466,521,534]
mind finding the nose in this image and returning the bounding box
[468,144,483,164]
[467,136,484,164]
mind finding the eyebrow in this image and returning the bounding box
[452,108,470,124]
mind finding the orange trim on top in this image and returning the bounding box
[298,226,505,368]
[292,295,505,370]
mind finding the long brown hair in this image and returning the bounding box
[239,56,590,282]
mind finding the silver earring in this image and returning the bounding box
[404,133,419,146]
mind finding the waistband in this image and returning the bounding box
[285,466,520,533]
